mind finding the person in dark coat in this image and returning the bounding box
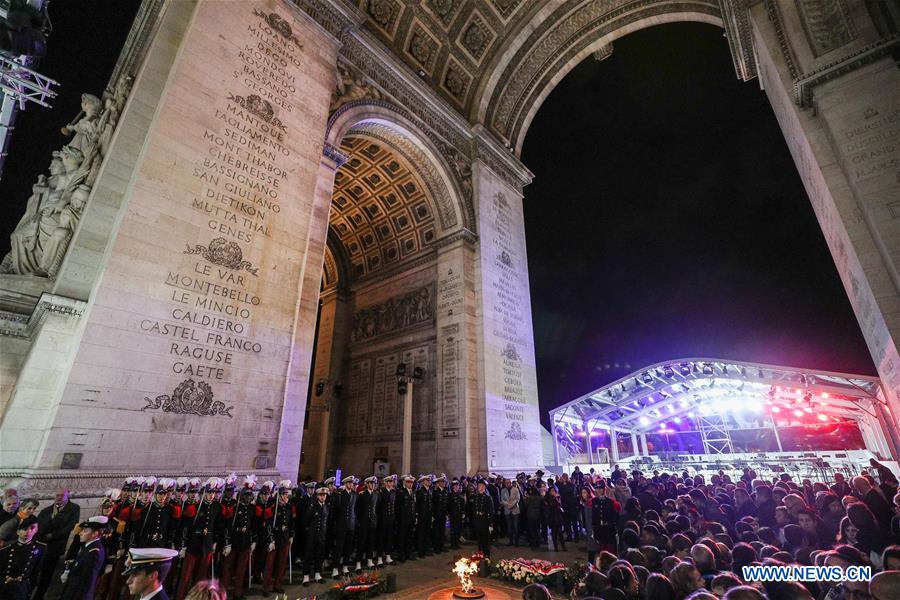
[0,516,43,600]
[356,476,379,568]
[544,487,567,551]
[448,480,465,549]
[376,475,397,565]
[330,475,358,577]
[33,487,80,600]
[431,475,449,553]
[524,487,543,550]
[221,478,256,600]
[261,480,294,594]
[395,475,416,562]
[414,475,433,558]
[590,483,620,554]
[59,517,107,600]
[301,487,329,586]
[557,474,580,541]
[176,478,222,600]
[470,480,494,557]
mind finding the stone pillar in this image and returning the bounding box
[0,0,340,489]
[748,3,900,435]
[434,230,480,474]
[303,288,352,478]
[472,152,543,473]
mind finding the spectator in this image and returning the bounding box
[722,586,766,600]
[0,490,19,528]
[869,570,900,600]
[0,497,39,547]
[32,488,80,600]
[644,573,675,600]
[670,561,704,600]
[184,579,227,600]
[852,476,893,530]
[501,478,521,547]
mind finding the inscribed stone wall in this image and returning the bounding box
[473,162,542,471]
[6,0,337,474]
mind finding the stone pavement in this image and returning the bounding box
[266,537,587,599]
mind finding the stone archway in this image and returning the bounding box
[302,106,480,477]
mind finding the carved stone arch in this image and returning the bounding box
[473,0,722,153]
[322,230,352,292]
[325,99,475,235]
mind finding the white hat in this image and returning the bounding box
[315,487,329,495]
[364,476,378,484]
[277,479,293,492]
[79,515,109,530]
[260,480,275,492]
[103,489,121,502]
[224,472,238,489]
[402,474,415,483]
[323,477,336,486]
[123,547,178,575]
[341,475,358,485]
[382,474,397,483]
[417,474,432,483]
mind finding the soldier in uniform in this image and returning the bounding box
[301,487,329,586]
[448,479,465,550]
[176,477,222,600]
[93,492,124,600]
[356,476,379,568]
[293,481,315,566]
[470,479,494,558]
[133,479,176,549]
[262,480,294,595]
[330,475,358,577]
[414,475,433,558]
[0,515,43,600]
[431,474,449,554]
[59,516,107,600]
[123,547,178,600]
[109,479,139,600]
[214,474,237,582]
[221,475,256,600]
[395,475,416,562]
[376,475,396,565]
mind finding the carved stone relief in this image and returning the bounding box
[795,0,857,57]
[350,286,434,342]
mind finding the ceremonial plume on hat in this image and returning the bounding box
[224,472,238,489]
[176,477,189,491]
[242,474,258,490]
[278,479,292,492]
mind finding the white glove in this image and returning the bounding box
[116,549,124,559]
[212,543,217,553]
[268,542,275,552]
[60,570,69,584]
[223,545,232,557]
[105,564,113,575]
[251,542,257,552]
[488,526,493,533]
[179,548,186,559]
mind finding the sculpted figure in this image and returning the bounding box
[40,184,90,277]
[60,93,102,156]
[330,63,381,112]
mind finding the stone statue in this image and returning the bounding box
[330,63,382,113]
[350,287,434,342]
[1,75,132,278]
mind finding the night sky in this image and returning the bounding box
[521,23,876,427]
[0,11,876,431]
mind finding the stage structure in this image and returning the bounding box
[550,359,898,480]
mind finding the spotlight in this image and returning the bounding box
[639,416,649,426]
[793,409,803,418]
[817,414,827,421]
[680,364,691,376]
[821,393,829,399]
[687,411,695,418]
[673,417,682,423]
[771,406,781,413]
[663,366,674,378]
[641,372,653,384]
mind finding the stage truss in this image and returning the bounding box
[549,358,896,468]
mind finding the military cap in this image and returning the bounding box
[260,480,275,492]
[122,477,139,492]
[417,474,432,483]
[203,477,224,492]
[364,476,378,484]
[304,481,317,489]
[240,474,257,495]
[224,472,238,490]
[382,474,397,483]
[341,475,358,485]
[175,477,189,492]
[155,478,175,494]
[141,476,157,492]
[277,479,293,493]
[187,477,202,492]
[402,474,415,483]
[78,516,109,531]
[315,487,329,495]
[122,547,178,576]
[434,473,447,483]
[323,476,336,486]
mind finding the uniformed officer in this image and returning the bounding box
[330,475,358,577]
[123,547,178,600]
[414,474,433,558]
[431,474,449,553]
[470,479,494,557]
[375,475,397,565]
[301,487,329,586]
[221,475,256,600]
[176,477,222,600]
[133,478,176,549]
[93,492,124,600]
[59,516,107,600]
[293,481,315,565]
[395,475,416,562]
[356,476,379,568]
[214,474,237,579]
[0,515,43,600]
[262,480,295,595]
[448,479,465,549]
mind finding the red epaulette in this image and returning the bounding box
[170,504,183,519]
[221,505,235,519]
[183,503,198,519]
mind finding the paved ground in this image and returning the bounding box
[268,537,588,599]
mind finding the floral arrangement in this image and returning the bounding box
[492,557,567,584]
[328,571,383,598]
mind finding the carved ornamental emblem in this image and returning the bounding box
[505,422,527,441]
[184,237,258,276]
[499,250,513,268]
[252,9,304,50]
[501,343,521,362]
[142,379,234,418]
[226,92,286,132]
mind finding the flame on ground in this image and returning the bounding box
[453,557,479,593]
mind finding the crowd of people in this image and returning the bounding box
[0,457,898,600]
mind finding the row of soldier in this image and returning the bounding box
[1,472,500,600]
